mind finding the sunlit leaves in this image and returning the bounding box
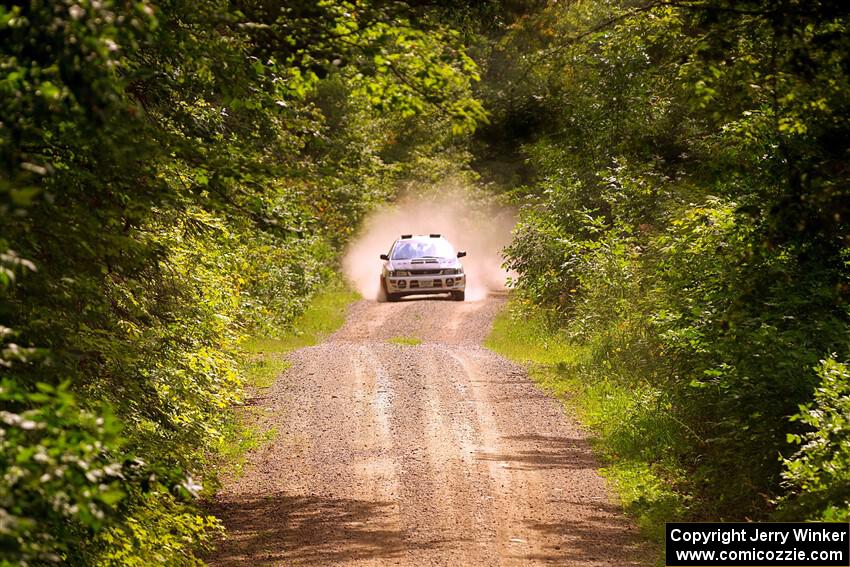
[0,380,127,562]
[780,358,850,521]
[491,0,850,522]
[1,0,486,563]
[347,21,487,133]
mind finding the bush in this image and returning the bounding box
[490,0,850,523]
[780,358,850,521]
[0,380,126,563]
[1,0,486,562]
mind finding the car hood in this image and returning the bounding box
[388,258,461,270]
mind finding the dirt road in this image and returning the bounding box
[210,295,647,566]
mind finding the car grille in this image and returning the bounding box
[409,269,442,275]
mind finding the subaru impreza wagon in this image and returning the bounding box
[379,234,466,302]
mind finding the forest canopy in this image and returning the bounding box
[2,0,849,564]
[485,0,850,523]
[1,0,483,563]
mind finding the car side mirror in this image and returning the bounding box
[457,251,466,258]
[380,254,389,260]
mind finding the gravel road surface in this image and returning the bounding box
[210,295,647,566]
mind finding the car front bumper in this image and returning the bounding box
[385,274,465,294]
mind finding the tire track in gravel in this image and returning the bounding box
[209,295,649,566]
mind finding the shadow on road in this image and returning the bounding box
[522,501,649,565]
[208,492,418,566]
[475,434,600,471]
[207,493,457,566]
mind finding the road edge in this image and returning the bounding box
[482,294,661,567]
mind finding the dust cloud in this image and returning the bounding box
[343,187,516,301]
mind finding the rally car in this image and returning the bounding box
[379,234,466,302]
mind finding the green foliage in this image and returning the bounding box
[387,336,422,346]
[780,358,850,521]
[485,301,579,365]
[1,0,484,563]
[239,281,359,391]
[0,381,125,563]
[485,0,850,527]
[349,20,488,134]
[91,494,223,567]
[242,280,361,355]
[9,0,848,559]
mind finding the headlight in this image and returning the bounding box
[389,270,410,277]
[442,268,459,275]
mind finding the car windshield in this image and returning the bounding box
[391,239,455,260]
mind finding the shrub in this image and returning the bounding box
[780,358,850,521]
